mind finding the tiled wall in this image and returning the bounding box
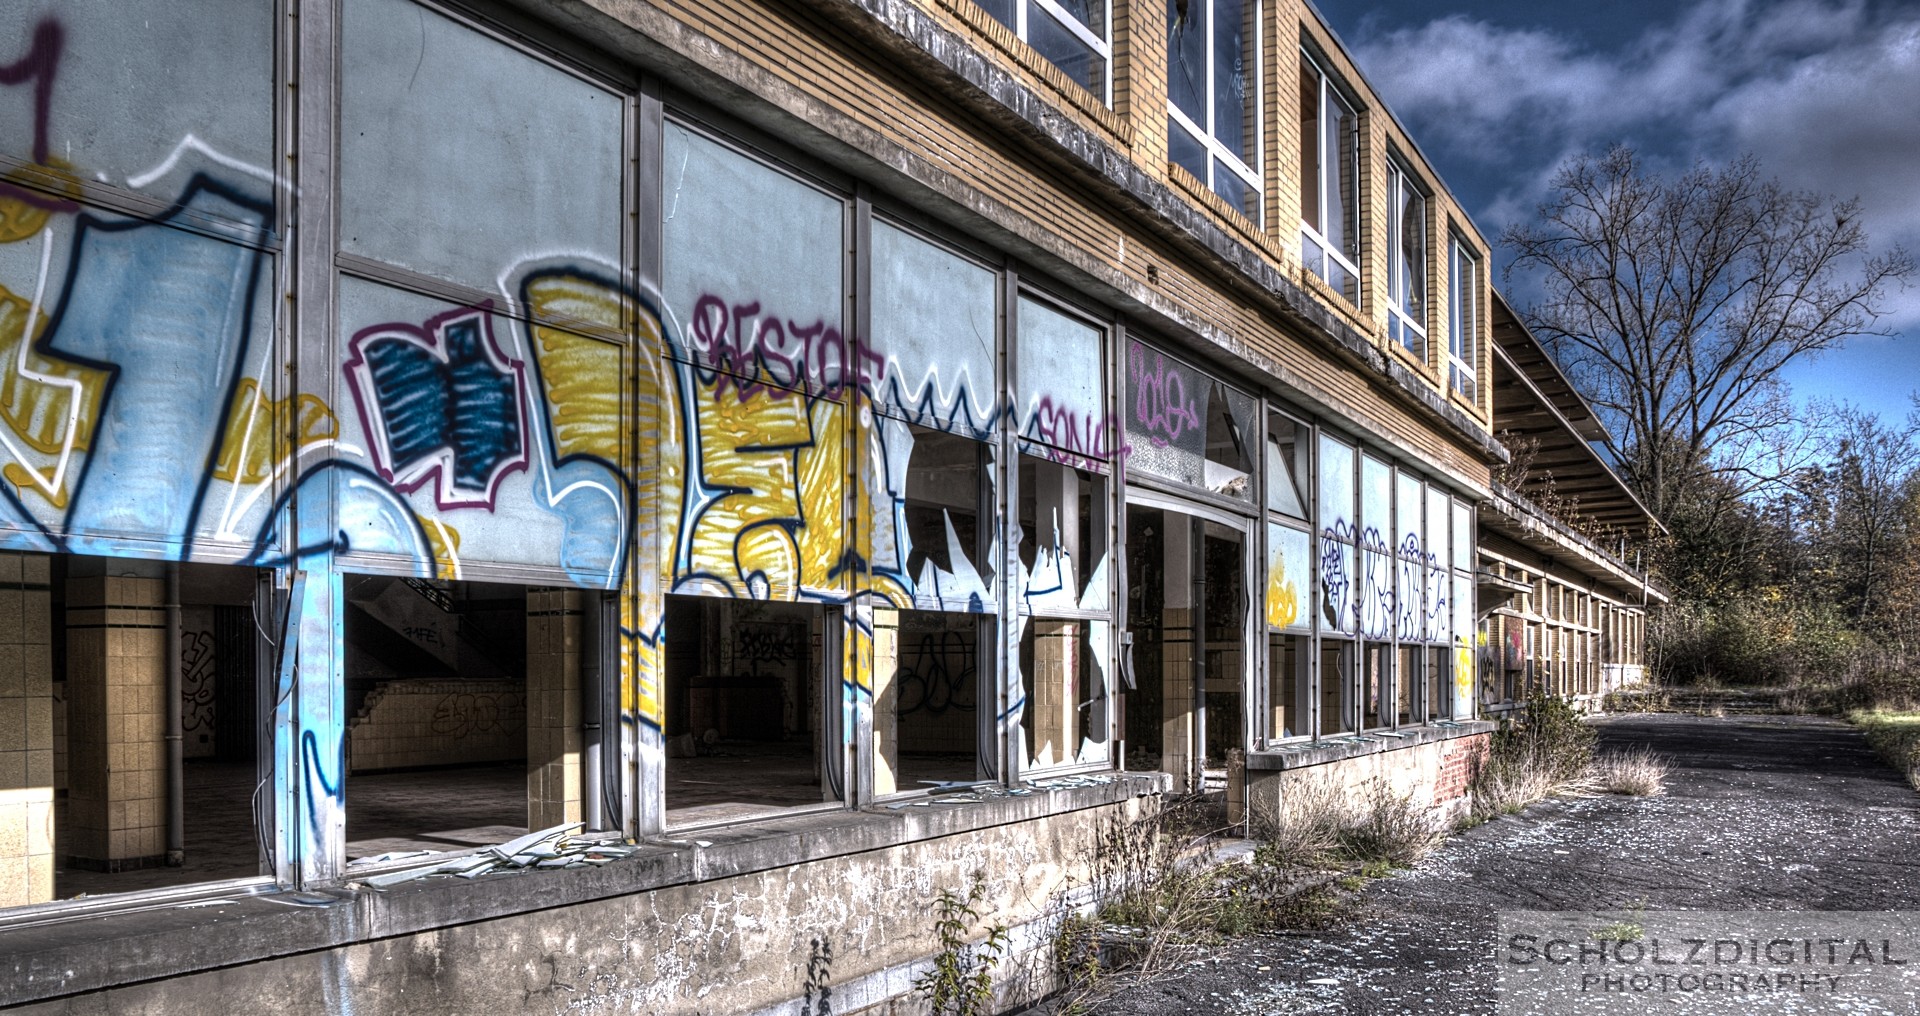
[345,679,525,773]
[0,553,53,904]
[65,572,166,871]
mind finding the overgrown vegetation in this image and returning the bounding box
[1469,688,1598,820]
[1593,747,1668,797]
[915,873,1010,1016]
[1851,710,1920,791]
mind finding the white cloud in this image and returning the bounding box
[1351,0,1920,285]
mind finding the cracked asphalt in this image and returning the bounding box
[1026,713,1920,1015]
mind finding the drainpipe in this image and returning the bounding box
[165,563,184,866]
[580,590,604,832]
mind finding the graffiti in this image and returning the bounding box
[1022,394,1113,468]
[800,936,834,1016]
[343,306,529,511]
[1125,343,1202,449]
[428,692,516,738]
[896,630,977,716]
[686,295,847,398]
[1319,521,1352,631]
[180,627,216,752]
[0,19,61,178]
[400,625,443,646]
[732,622,801,680]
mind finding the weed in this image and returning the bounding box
[1335,782,1442,867]
[1051,911,1102,990]
[1358,858,1393,879]
[1336,874,1365,891]
[1852,710,1920,791]
[915,873,1009,1016]
[1592,920,1644,943]
[1469,688,1598,820]
[1593,747,1669,796]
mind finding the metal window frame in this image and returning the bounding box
[1447,234,1480,399]
[1385,159,1429,354]
[1165,0,1263,223]
[1297,51,1361,291]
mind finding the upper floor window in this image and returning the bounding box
[978,0,1111,103]
[1386,159,1427,355]
[1448,235,1480,401]
[1167,0,1259,222]
[1298,52,1358,304]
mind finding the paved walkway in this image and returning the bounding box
[1037,714,1920,1015]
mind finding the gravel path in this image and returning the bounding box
[1023,713,1920,1015]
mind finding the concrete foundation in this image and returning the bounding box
[1246,724,1494,834]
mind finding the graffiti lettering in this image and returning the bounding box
[687,294,846,398]
[428,692,513,738]
[1126,344,1201,448]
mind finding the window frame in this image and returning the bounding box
[993,0,1115,106]
[1165,0,1262,222]
[1447,233,1480,401]
[1385,158,1428,356]
[1297,49,1360,303]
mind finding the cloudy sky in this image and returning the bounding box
[1314,0,1920,427]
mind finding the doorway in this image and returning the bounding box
[1122,501,1252,792]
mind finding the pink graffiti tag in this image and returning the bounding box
[1127,344,1200,448]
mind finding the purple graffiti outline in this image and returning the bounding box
[341,303,531,512]
[0,19,80,214]
[687,294,848,400]
[1127,344,1201,449]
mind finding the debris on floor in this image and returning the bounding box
[359,822,638,890]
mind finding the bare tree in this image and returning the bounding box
[1504,146,1914,518]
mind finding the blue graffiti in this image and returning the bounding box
[344,307,528,511]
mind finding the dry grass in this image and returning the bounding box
[1852,710,1920,792]
[1592,748,1669,796]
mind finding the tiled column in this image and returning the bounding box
[1160,517,1195,788]
[0,553,54,905]
[64,560,167,871]
[1030,620,1078,768]
[526,589,580,829]
[871,608,898,797]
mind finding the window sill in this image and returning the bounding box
[0,773,1168,1007]
[1245,719,1495,770]
[922,0,1131,147]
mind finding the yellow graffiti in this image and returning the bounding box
[0,162,80,245]
[212,379,339,483]
[1266,550,1300,629]
[522,275,638,463]
[0,282,109,506]
[417,516,463,582]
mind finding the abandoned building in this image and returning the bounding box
[0,0,1662,1012]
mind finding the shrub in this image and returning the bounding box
[1470,688,1597,819]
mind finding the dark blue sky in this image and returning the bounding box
[1313,0,1920,431]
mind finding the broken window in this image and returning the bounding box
[1166,0,1260,220]
[341,577,572,865]
[1299,51,1359,303]
[1358,455,1392,640]
[1448,236,1481,400]
[1265,412,1309,519]
[1396,643,1418,725]
[1387,159,1428,355]
[871,425,995,794]
[1320,638,1354,735]
[1016,295,1107,465]
[1018,455,1111,771]
[868,221,998,440]
[1317,433,1355,635]
[1124,340,1254,500]
[662,595,839,825]
[15,555,272,907]
[1395,470,1425,643]
[1267,634,1308,741]
[976,0,1111,101]
[1361,640,1390,731]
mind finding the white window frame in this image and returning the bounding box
[1004,0,1115,106]
[1386,159,1427,355]
[1447,235,1479,400]
[1166,0,1261,223]
[1298,52,1359,299]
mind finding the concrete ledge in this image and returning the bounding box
[1247,720,1498,771]
[0,773,1168,1008]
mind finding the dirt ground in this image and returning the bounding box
[1016,713,1920,1015]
